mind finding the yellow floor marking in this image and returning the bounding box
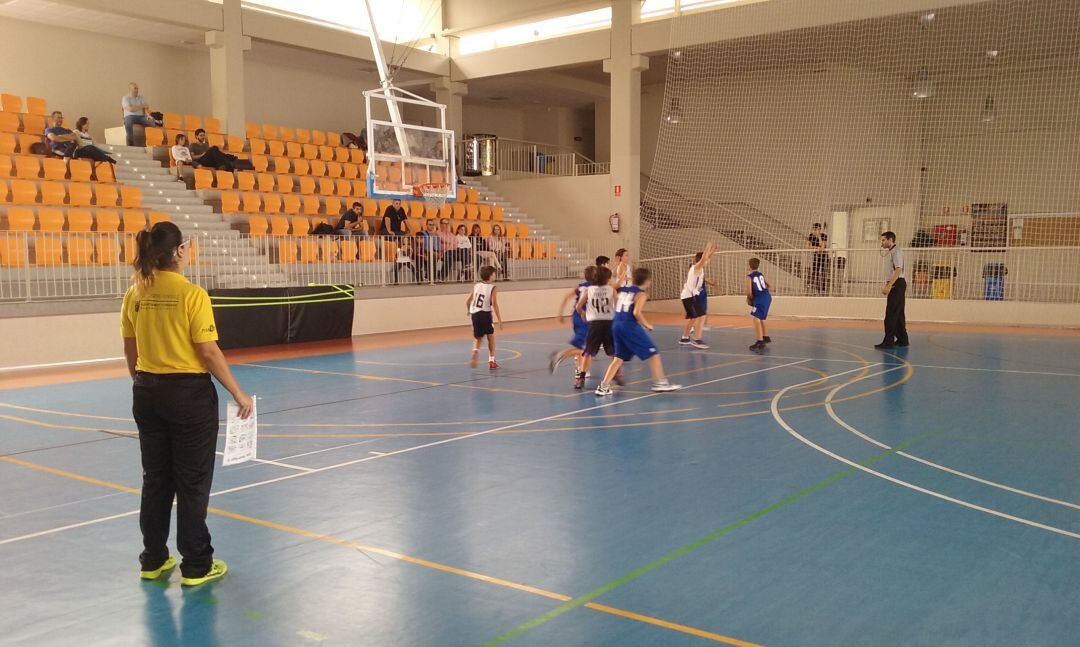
[352,349,524,367]
[1,454,747,645]
[0,412,136,437]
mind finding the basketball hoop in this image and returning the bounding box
[413,182,452,212]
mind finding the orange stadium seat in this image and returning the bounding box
[311,130,326,146]
[0,134,15,155]
[302,143,318,160]
[194,168,214,190]
[296,129,311,144]
[262,193,282,214]
[318,177,335,196]
[291,216,311,235]
[352,180,367,198]
[0,236,27,267]
[95,237,119,265]
[492,206,504,221]
[340,239,358,262]
[326,132,340,147]
[262,124,279,140]
[292,158,310,176]
[452,203,466,220]
[335,179,352,197]
[480,222,492,237]
[0,94,22,112]
[17,134,41,154]
[517,223,529,238]
[220,191,240,213]
[318,145,334,162]
[122,210,146,232]
[42,158,67,181]
[286,142,302,158]
[334,147,349,164]
[349,149,364,165]
[26,96,47,116]
[326,161,342,179]
[269,216,290,236]
[149,212,170,226]
[309,160,326,177]
[15,155,41,179]
[40,181,66,206]
[298,177,315,195]
[235,171,256,191]
[301,195,320,216]
[282,194,301,215]
[162,113,183,130]
[144,127,165,147]
[299,238,319,263]
[67,237,94,265]
[32,236,61,266]
[362,198,378,218]
[279,126,295,142]
[342,163,359,180]
[227,136,246,155]
[465,204,479,220]
[120,186,142,208]
[276,174,294,194]
[438,204,452,220]
[478,205,491,221]
[504,222,517,237]
[357,239,376,262]
[67,209,93,232]
[204,117,222,134]
[248,215,268,236]
[267,140,285,157]
[319,237,339,263]
[251,155,269,173]
[95,210,120,232]
[248,138,267,156]
[215,170,235,190]
[208,132,226,148]
[256,173,275,193]
[277,239,298,264]
[95,164,115,183]
[272,156,291,175]
[241,192,261,213]
[184,114,202,131]
[324,197,342,215]
[68,159,92,182]
[0,113,20,133]
[68,183,92,206]
[0,156,12,178]
[18,115,44,134]
[245,122,260,139]
[7,207,35,230]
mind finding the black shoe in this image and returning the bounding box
[896,339,910,347]
[762,336,772,343]
[749,341,765,353]
[874,342,895,350]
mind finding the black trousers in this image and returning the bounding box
[132,372,219,578]
[883,277,909,345]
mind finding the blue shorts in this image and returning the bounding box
[696,290,708,313]
[613,322,658,362]
[751,295,772,321]
[570,320,588,350]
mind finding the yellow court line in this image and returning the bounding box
[352,349,524,367]
[0,412,136,437]
[0,402,133,422]
[0,454,753,645]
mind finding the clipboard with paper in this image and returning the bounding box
[223,396,257,466]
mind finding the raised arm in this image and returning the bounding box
[694,240,718,270]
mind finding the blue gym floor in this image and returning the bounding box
[1,320,1078,646]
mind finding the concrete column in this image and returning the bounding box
[206,0,251,136]
[604,0,648,258]
[432,77,468,141]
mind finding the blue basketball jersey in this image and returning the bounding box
[749,271,769,298]
[614,286,642,326]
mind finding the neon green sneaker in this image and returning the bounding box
[180,560,228,587]
[140,556,177,580]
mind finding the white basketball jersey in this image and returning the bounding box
[680,265,704,299]
[618,263,633,288]
[584,285,615,322]
[469,282,495,313]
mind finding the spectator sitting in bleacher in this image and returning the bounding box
[72,116,119,163]
[342,129,367,152]
[454,224,474,281]
[45,111,116,163]
[335,202,369,237]
[488,224,510,280]
[417,219,440,280]
[121,82,162,146]
[472,223,501,272]
[189,129,251,171]
[383,198,408,237]
[437,218,457,279]
[394,238,416,283]
[171,133,194,178]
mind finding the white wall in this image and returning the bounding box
[463,101,525,139]
[481,174,618,253]
[0,16,209,142]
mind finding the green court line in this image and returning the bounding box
[480,432,932,647]
[211,296,354,308]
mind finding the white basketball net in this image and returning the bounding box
[417,183,452,213]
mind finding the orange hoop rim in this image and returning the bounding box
[412,182,452,198]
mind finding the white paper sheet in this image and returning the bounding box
[223,396,257,466]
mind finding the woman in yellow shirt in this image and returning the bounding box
[121,222,252,587]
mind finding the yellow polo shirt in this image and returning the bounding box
[121,271,218,374]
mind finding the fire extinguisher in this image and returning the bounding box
[609,213,620,233]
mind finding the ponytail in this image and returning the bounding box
[132,221,183,289]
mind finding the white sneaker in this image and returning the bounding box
[651,382,682,392]
[595,384,613,396]
[689,339,709,349]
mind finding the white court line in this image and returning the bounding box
[824,368,1080,511]
[214,452,314,473]
[770,367,1080,540]
[0,360,808,546]
[0,357,124,372]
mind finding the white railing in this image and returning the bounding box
[0,232,594,302]
[639,246,1080,304]
[494,138,607,178]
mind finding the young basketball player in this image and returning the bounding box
[467,266,503,369]
[574,266,617,390]
[747,257,772,353]
[614,248,632,287]
[595,268,681,395]
[550,266,594,381]
[679,241,717,349]
[688,276,716,340]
